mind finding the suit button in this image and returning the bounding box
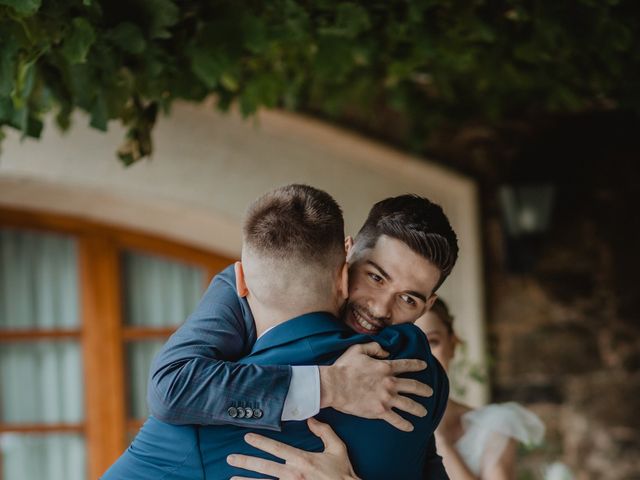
[244,407,253,419]
[236,407,246,418]
[227,407,238,418]
[253,408,263,419]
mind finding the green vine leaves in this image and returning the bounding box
[0,0,638,164]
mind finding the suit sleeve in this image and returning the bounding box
[423,354,450,479]
[422,435,450,480]
[146,267,292,431]
[384,324,450,479]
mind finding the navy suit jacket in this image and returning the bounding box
[103,311,449,479]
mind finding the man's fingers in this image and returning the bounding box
[307,418,346,453]
[391,394,428,418]
[380,411,414,432]
[357,342,389,359]
[227,453,285,478]
[242,432,299,461]
[387,358,427,374]
[394,377,433,398]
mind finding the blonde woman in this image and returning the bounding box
[415,299,545,480]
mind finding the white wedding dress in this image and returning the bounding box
[454,402,545,475]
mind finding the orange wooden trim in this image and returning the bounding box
[204,259,237,291]
[79,236,127,479]
[204,269,216,288]
[0,423,84,434]
[0,208,90,236]
[0,329,81,341]
[126,419,145,433]
[0,207,235,268]
[122,326,176,341]
[206,257,235,276]
[113,232,233,269]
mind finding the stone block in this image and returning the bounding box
[509,323,600,377]
[493,383,564,404]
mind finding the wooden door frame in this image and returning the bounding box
[0,207,234,478]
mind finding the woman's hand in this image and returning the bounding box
[227,418,360,480]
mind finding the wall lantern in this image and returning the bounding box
[498,184,555,273]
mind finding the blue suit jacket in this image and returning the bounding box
[147,266,291,430]
[148,266,447,429]
[103,312,449,479]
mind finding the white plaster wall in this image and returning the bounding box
[0,102,487,405]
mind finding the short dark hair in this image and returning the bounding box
[354,194,458,291]
[244,184,345,264]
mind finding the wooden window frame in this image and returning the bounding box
[0,207,234,478]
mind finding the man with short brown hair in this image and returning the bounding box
[239,184,348,329]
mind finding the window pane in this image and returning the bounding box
[1,433,85,480]
[0,229,79,330]
[122,251,204,327]
[0,342,84,423]
[126,340,165,418]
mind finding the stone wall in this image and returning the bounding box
[480,113,640,480]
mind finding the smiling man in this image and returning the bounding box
[345,236,442,335]
[344,193,454,337]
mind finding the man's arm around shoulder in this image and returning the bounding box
[147,266,292,430]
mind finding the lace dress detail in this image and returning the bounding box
[454,402,545,475]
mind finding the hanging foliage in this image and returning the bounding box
[0,0,638,164]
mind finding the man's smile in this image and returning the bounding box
[348,305,383,334]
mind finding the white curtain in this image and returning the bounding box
[123,252,204,418]
[1,342,83,423]
[126,340,165,418]
[1,434,85,480]
[0,230,78,329]
[0,229,85,480]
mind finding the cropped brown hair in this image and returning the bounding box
[354,194,458,291]
[243,184,345,264]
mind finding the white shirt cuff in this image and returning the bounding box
[281,365,320,421]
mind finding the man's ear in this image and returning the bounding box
[344,236,354,261]
[338,261,349,301]
[425,293,438,311]
[234,261,249,297]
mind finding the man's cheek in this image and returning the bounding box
[347,284,362,298]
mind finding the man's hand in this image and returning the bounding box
[227,418,360,480]
[319,342,432,432]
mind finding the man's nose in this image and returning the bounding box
[367,295,393,322]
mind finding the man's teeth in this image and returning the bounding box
[354,310,377,331]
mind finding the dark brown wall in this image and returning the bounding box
[479,112,640,479]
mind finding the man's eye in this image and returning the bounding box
[400,294,417,306]
[368,273,383,283]
[429,340,440,347]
